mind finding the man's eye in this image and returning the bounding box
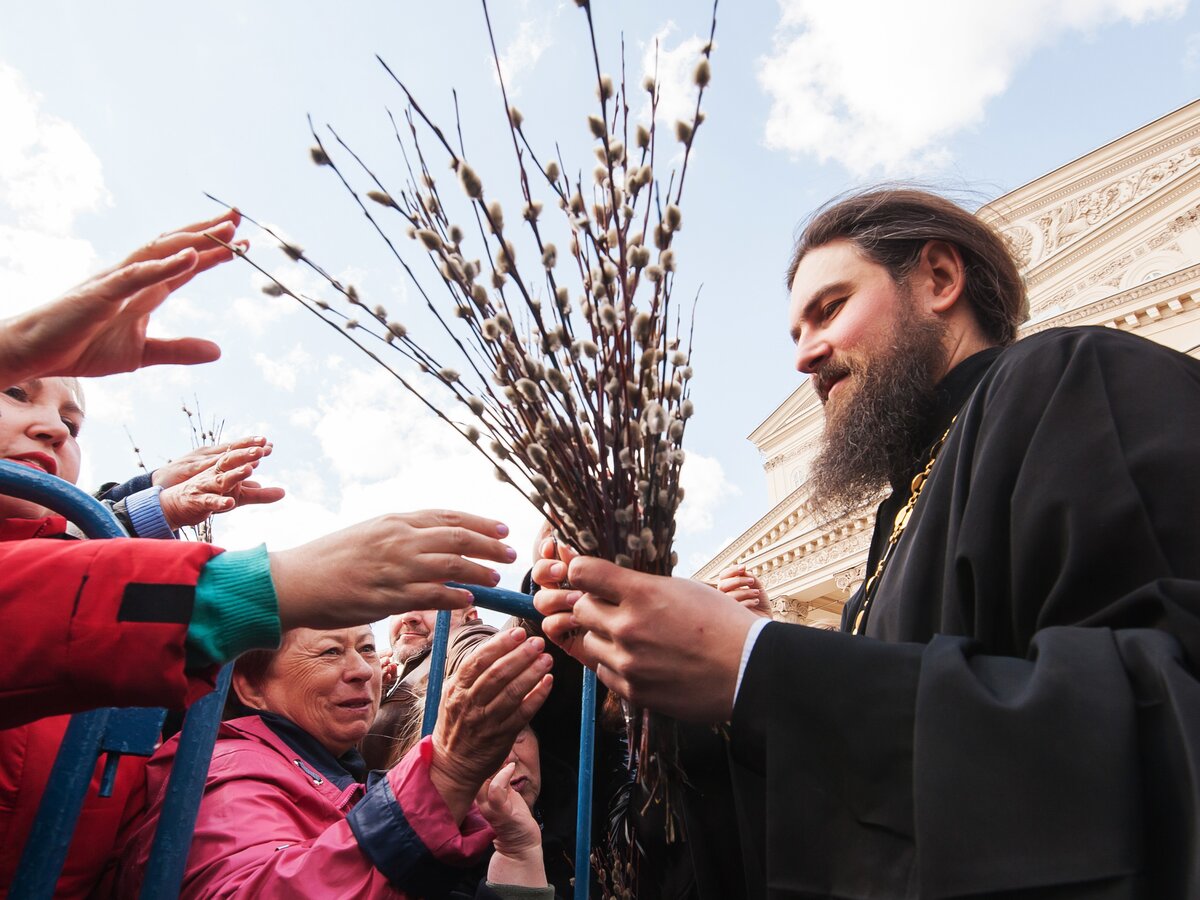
[822,298,847,319]
[321,647,341,656]
[361,644,377,656]
[3,386,29,402]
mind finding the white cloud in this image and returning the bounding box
[494,16,555,95]
[0,62,108,310]
[641,22,710,134]
[254,345,312,391]
[758,0,1187,175]
[676,449,739,536]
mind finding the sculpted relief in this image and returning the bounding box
[1002,142,1200,271]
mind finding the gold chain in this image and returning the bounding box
[851,416,957,636]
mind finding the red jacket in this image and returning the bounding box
[0,517,222,726]
[117,717,494,898]
[0,516,222,898]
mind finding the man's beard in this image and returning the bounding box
[807,302,949,521]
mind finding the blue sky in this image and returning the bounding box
[2,1,1198,624]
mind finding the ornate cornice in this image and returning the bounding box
[985,118,1200,223]
[1026,167,1200,287]
[1023,264,1200,335]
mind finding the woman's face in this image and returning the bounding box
[252,627,382,756]
[0,378,84,519]
[503,726,542,809]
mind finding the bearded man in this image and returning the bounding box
[533,189,1200,898]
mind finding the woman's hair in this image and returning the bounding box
[786,188,1028,346]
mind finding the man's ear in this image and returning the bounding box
[462,606,479,624]
[915,240,967,315]
[232,671,264,710]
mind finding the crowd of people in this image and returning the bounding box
[3,188,1199,899]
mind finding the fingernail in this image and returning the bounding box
[508,627,526,641]
[504,546,517,562]
[566,591,582,606]
[526,636,544,651]
[489,569,502,586]
[496,523,510,537]
[549,562,565,579]
[538,653,552,668]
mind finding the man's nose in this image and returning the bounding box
[794,332,831,376]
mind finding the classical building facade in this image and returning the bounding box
[694,99,1200,628]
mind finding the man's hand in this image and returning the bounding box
[379,650,400,691]
[152,436,272,489]
[478,762,548,888]
[715,564,774,619]
[0,209,244,384]
[532,555,757,722]
[158,445,285,530]
[269,510,518,631]
[429,628,553,822]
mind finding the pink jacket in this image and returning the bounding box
[117,716,494,898]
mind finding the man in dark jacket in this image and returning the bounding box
[533,189,1200,898]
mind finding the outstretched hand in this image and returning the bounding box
[715,564,774,618]
[269,509,519,631]
[0,209,245,384]
[152,436,273,489]
[158,442,285,530]
[429,628,553,822]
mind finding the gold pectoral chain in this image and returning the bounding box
[851,417,957,636]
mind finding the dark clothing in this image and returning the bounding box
[730,327,1200,898]
[95,473,154,503]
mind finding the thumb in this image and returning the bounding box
[567,556,650,603]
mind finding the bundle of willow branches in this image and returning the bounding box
[219,0,717,891]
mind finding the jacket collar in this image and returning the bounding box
[253,710,368,789]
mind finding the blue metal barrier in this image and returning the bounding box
[423,581,595,900]
[0,460,230,900]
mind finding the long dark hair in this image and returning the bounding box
[787,188,1028,345]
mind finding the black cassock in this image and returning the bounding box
[729,327,1200,898]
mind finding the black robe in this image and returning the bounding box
[729,327,1200,898]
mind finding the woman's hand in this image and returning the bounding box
[714,564,773,618]
[158,445,284,529]
[478,762,548,888]
[428,628,553,822]
[152,436,272,489]
[0,209,244,384]
[269,510,518,630]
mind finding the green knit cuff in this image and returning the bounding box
[187,545,281,669]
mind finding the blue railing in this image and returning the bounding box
[1,460,596,899]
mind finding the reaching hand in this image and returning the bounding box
[478,762,548,888]
[152,436,272,489]
[428,628,553,822]
[158,445,285,530]
[0,209,245,385]
[714,564,774,618]
[269,510,519,631]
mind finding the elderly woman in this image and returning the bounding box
[117,624,554,898]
